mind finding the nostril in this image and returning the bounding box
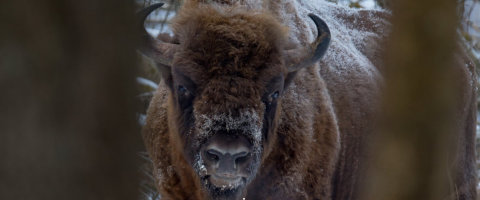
[234,152,250,164]
[205,149,220,162]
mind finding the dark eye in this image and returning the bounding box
[178,85,188,95]
[271,91,279,100]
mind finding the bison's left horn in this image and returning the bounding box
[137,3,177,67]
[285,14,331,72]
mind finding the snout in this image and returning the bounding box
[202,134,253,188]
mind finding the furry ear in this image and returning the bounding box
[283,14,330,89]
[137,3,179,90]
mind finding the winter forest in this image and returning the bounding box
[1,0,480,199]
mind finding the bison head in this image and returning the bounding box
[138,3,330,199]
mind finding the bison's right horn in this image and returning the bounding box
[284,14,331,72]
[137,3,178,67]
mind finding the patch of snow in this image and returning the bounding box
[360,0,376,9]
[147,9,176,22]
[144,3,176,37]
[146,26,173,37]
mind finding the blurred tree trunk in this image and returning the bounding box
[360,0,475,200]
[0,1,142,200]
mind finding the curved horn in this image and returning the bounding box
[137,3,177,66]
[285,14,331,72]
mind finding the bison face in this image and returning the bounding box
[170,61,285,199]
[138,3,330,199]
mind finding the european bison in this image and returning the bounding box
[139,0,477,199]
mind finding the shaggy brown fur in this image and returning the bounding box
[142,0,477,199]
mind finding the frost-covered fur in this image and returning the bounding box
[194,109,263,149]
[142,0,477,199]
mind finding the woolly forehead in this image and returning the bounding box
[170,5,289,82]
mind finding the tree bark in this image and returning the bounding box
[360,0,474,200]
[0,1,142,199]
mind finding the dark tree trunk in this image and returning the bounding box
[0,1,142,199]
[360,0,476,200]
